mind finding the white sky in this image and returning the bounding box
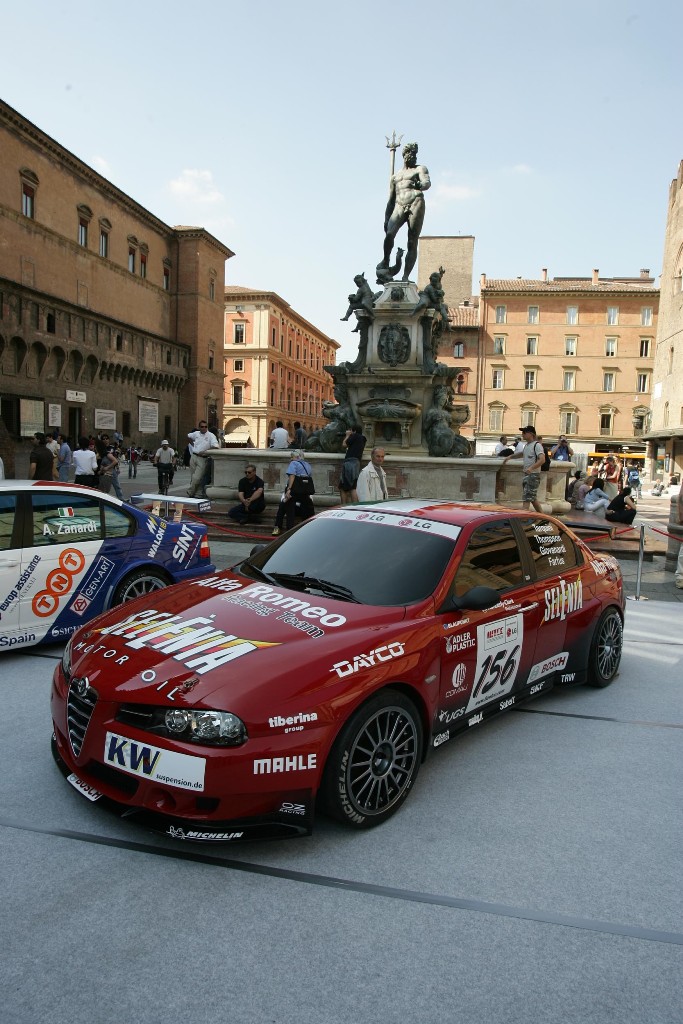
[2,0,680,361]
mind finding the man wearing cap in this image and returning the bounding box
[153,439,176,493]
[502,425,545,512]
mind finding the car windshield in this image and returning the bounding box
[242,513,457,606]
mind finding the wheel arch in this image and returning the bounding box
[108,562,175,607]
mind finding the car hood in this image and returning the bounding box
[68,570,411,707]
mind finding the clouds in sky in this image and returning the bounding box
[167,169,224,205]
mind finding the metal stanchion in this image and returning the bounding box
[627,523,647,602]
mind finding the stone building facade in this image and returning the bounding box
[223,287,339,449]
[476,271,658,462]
[644,161,683,484]
[418,235,475,310]
[0,99,232,452]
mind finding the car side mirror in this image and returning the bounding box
[451,586,501,612]
[250,544,267,556]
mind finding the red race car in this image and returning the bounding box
[51,501,624,842]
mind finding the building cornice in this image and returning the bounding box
[224,287,339,348]
[1,99,233,257]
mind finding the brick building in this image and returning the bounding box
[418,235,475,309]
[476,270,658,461]
[644,161,683,484]
[0,99,233,452]
[223,286,339,448]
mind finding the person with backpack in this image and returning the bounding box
[272,450,314,535]
[502,425,545,512]
[626,463,642,499]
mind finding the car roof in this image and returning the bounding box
[0,480,127,507]
[352,499,557,528]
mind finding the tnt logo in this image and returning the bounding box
[32,548,86,618]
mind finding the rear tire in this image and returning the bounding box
[321,690,422,828]
[586,607,623,687]
[113,568,169,604]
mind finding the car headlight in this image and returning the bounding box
[61,638,73,681]
[164,708,247,747]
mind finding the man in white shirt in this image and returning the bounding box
[153,440,176,492]
[187,421,218,497]
[356,447,389,503]
[269,420,290,449]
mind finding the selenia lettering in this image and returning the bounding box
[544,578,583,622]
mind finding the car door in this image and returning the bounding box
[0,492,24,646]
[19,490,112,640]
[436,519,547,738]
[516,516,588,687]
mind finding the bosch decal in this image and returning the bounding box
[528,652,569,683]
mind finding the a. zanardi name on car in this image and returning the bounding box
[96,608,280,674]
[318,507,462,542]
[544,578,583,622]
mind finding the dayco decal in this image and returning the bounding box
[253,754,317,774]
[98,608,280,674]
[0,555,41,614]
[167,827,244,841]
[32,549,86,618]
[269,712,318,732]
[445,632,475,654]
[331,642,404,678]
[543,578,583,622]
[528,651,569,683]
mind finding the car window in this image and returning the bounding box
[0,495,17,551]
[519,518,580,579]
[102,503,135,538]
[31,493,103,546]
[247,515,456,606]
[452,521,525,597]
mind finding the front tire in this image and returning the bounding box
[321,690,422,828]
[586,607,623,687]
[113,568,169,604]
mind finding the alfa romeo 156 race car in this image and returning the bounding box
[0,481,214,651]
[51,500,624,842]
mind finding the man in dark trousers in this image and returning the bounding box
[228,464,266,525]
[339,425,366,504]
